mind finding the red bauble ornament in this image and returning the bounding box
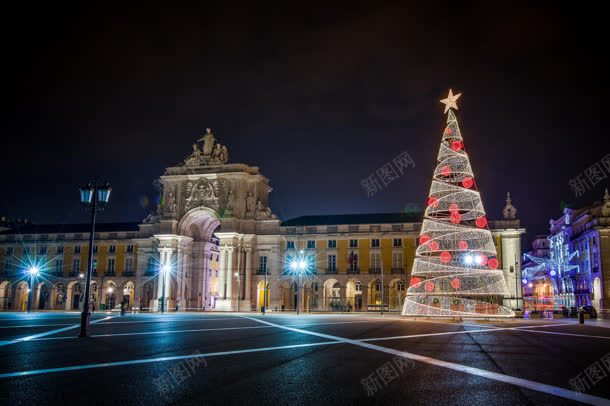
[419,234,431,245]
[427,197,439,208]
[450,278,461,290]
[488,258,499,269]
[449,203,460,213]
[409,277,421,287]
[451,140,463,151]
[476,216,488,228]
[429,241,440,251]
[441,165,452,177]
[424,281,435,292]
[479,254,488,266]
[458,240,469,250]
[450,212,462,224]
[440,251,452,263]
[462,177,474,189]
[445,127,453,135]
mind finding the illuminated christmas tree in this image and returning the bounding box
[402,90,513,317]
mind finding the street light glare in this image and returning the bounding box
[162,265,171,273]
[28,266,40,276]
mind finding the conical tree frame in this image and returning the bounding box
[402,107,514,318]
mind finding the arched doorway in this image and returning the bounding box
[37,283,50,310]
[15,281,29,311]
[141,280,154,311]
[103,281,117,310]
[257,280,269,310]
[66,281,83,310]
[369,279,381,305]
[593,277,601,311]
[389,279,405,310]
[179,207,222,311]
[122,281,134,308]
[323,279,340,311]
[346,279,362,311]
[0,281,9,310]
[52,282,66,310]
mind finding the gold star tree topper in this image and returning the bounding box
[440,89,462,114]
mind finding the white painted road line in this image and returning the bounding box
[516,329,610,340]
[358,323,566,342]
[0,316,115,347]
[243,316,610,405]
[0,340,344,379]
[0,323,75,329]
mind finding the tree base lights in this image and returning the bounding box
[402,90,513,318]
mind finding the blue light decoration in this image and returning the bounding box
[522,278,527,284]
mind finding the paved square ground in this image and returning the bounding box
[0,312,609,405]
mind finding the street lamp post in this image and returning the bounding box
[160,265,170,313]
[26,266,40,313]
[78,182,111,337]
[262,266,268,315]
[235,272,241,312]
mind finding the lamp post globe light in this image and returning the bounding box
[78,182,111,338]
[289,255,307,315]
[160,264,171,313]
[26,266,40,313]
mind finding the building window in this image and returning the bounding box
[73,245,81,254]
[4,259,13,272]
[39,246,48,255]
[55,259,63,275]
[376,281,382,291]
[93,246,99,254]
[371,252,381,270]
[287,241,295,249]
[393,239,402,247]
[355,281,362,292]
[56,245,64,254]
[349,225,359,233]
[72,259,80,273]
[125,258,133,273]
[109,245,116,254]
[126,245,134,253]
[6,247,13,256]
[147,257,155,275]
[397,281,405,291]
[392,224,403,232]
[92,259,98,271]
[307,255,316,271]
[107,258,115,274]
[328,255,336,271]
[327,240,337,248]
[349,239,358,248]
[392,252,403,269]
[349,253,359,270]
[259,256,268,272]
[307,240,315,249]
[371,239,380,248]
[23,247,30,256]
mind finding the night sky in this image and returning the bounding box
[2,3,608,245]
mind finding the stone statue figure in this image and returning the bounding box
[168,191,177,216]
[184,143,202,166]
[256,199,264,212]
[198,128,216,156]
[246,192,255,213]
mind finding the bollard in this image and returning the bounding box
[578,310,584,324]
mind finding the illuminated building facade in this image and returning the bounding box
[0,133,525,312]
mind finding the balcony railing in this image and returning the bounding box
[346,267,360,274]
[391,267,405,274]
[255,269,268,275]
[144,269,156,276]
[368,268,381,274]
[325,268,338,274]
[123,271,135,277]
